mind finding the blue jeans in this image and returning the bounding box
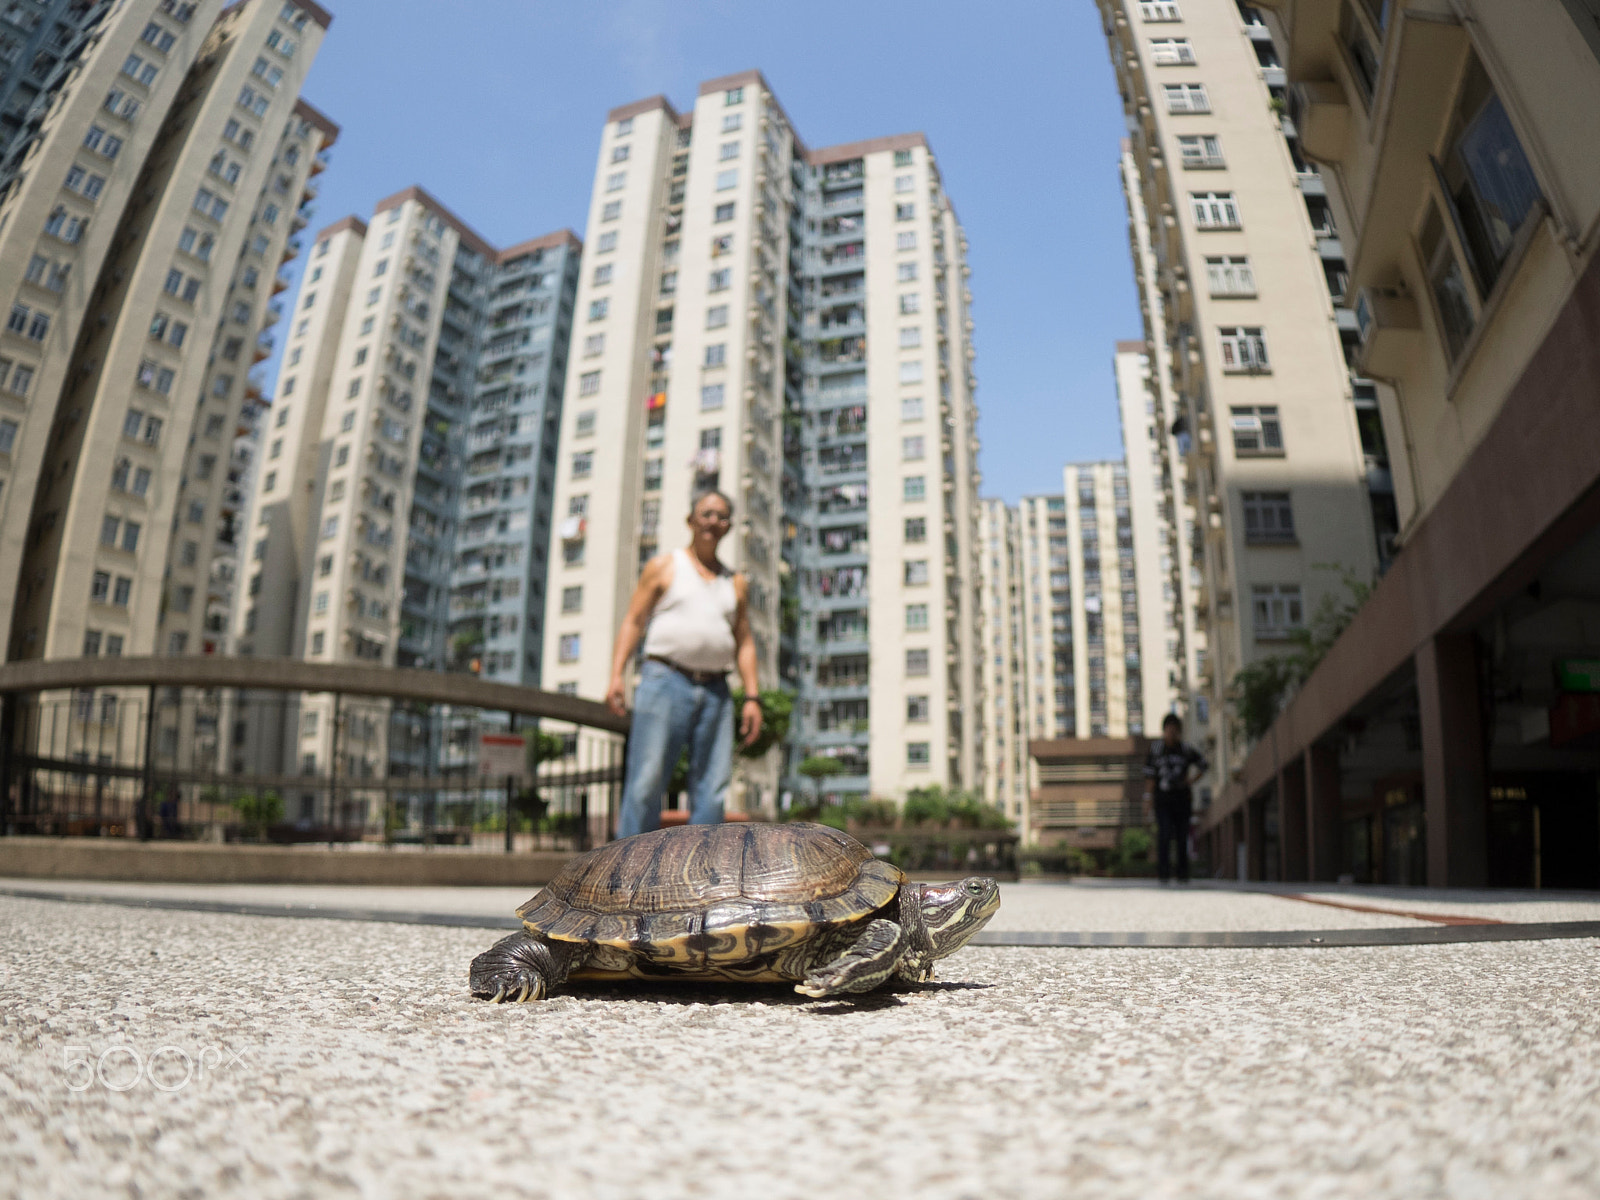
[616,659,734,838]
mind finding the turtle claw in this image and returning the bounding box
[514,982,531,1003]
[489,984,506,1004]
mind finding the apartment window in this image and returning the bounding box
[588,298,608,321]
[905,603,929,631]
[6,364,31,396]
[898,327,923,349]
[1140,2,1181,19]
[700,384,725,411]
[563,540,585,566]
[1177,134,1224,169]
[1149,37,1196,65]
[718,141,740,161]
[592,264,613,287]
[601,200,621,222]
[655,307,674,334]
[1243,491,1296,543]
[615,116,633,134]
[317,555,332,577]
[907,743,930,766]
[903,476,926,501]
[558,634,581,663]
[905,517,927,542]
[105,635,123,657]
[132,468,151,497]
[121,522,140,553]
[659,270,677,295]
[1252,584,1304,639]
[1164,83,1210,113]
[643,458,663,490]
[91,571,111,603]
[83,630,102,657]
[313,591,329,614]
[311,632,324,655]
[321,516,338,539]
[715,170,738,192]
[334,445,348,466]
[1418,204,1475,361]
[1205,256,1255,296]
[708,269,731,293]
[906,648,929,676]
[898,361,924,385]
[0,417,15,454]
[907,695,930,721]
[897,231,917,251]
[895,203,915,221]
[561,586,583,613]
[714,202,735,223]
[582,334,605,358]
[339,411,354,432]
[899,293,921,315]
[597,231,618,253]
[572,450,593,478]
[897,435,925,462]
[722,113,742,133]
[904,560,929,586]
[901,396,924,421]
[112,577,132,606]
[605,171,626,193]
[611,144,630,164]
[893,148,914,167]
[706,305,729,329]
[724,87,743,105]
[1191,191,1240,229]
[1441,55,1545,298]
[579,370,601,396]
[1229,405,1284,455]
[1218,326,1270,372]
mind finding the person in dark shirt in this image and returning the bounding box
[1144,714,1208,883]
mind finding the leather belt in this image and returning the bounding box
[647,655,728,686]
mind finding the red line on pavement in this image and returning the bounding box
[1280,893,1506,926]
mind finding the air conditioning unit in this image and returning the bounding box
[1352,286,1421,379]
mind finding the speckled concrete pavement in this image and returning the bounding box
[3,888,1599,1200]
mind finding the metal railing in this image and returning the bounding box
[0,657,628,853]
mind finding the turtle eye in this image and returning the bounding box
[966,881,984,895]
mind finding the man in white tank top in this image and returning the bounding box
[606,490,763,838]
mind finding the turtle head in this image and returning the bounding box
[914,877,1001,959]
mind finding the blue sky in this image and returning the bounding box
[286,0,1139,502]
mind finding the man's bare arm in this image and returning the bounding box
[606,556,670,714]
[731,574,762,746]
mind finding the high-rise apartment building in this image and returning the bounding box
[541,72,982,813]
[0,0,333,675]
[1099,0,1384,787]
[977,498,1026,821]
[1001,458,1166,844]
[1205,0,1600,888]
[231,187,580,790]
[1114,341,1194,731]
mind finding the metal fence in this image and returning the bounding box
[0,657,628,852]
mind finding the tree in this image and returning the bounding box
[796,754,844,803]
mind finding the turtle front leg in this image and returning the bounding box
[794,919,908,998]
[469,931,583,1003]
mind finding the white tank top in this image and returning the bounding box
[641,548,739,673]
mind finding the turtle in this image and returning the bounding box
[468,821,1001,1002]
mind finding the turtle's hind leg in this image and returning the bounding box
[469,932,583,1003]
[794,919,907,998]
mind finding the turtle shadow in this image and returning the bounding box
[551,978,992,1012]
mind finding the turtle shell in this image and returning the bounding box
[516,822,903,967]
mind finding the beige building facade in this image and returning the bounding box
[978,498,1027,821]
[1208,0,1600,889]
[0,0,332,668]
[1100,0,1384,798]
